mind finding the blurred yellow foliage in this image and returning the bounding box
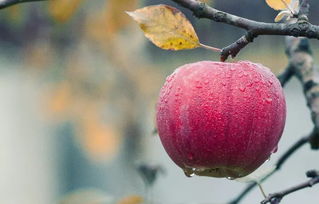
[85,0,138,45]
[48,82,72,114]
[24,42,53,69]
[117,195,144,204]
[59,188,113,204]
[44,0,162,164]
[80,111,120,161]
[48,0,83,22]
[105,0,139,35]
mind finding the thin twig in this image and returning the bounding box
[261,171,319,204]
[277,65,294,87]
[171,0,318,61]
[228,135,310,204]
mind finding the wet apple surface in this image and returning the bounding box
[156,61,286,178]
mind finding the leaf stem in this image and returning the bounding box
[199,43,221,52]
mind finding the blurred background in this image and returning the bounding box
[0,0,319,203]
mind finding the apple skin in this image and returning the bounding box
[156,61,286,178]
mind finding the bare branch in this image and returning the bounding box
[285,37,319,149]
[171,0,319,60]
[228,135,310,204]
[0,0,46,9]
[261,170,319,204]
[277,66,294,87]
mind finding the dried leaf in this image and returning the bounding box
[127,5,200,50]
[266,0,291,10]
[80,112,120,162]
[274,10,291,22]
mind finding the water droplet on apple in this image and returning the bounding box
[266,156,271,162]
[204,79,209,84]
[265,98,272,104]
[183,167,195,177]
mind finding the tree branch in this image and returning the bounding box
[277,65,294,87]
[228,134,310,204]
[261,170,319,204]
[285,37,319,149]
[0,0,46,9]
[171,0,319,61]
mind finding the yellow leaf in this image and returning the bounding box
[266,0,291,10]
[127,5,200,50]
[85,0,138,44]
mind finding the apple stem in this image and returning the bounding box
[257,182,267,198]
[199,43,222,52]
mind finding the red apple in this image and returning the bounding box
[156,61,286,178]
